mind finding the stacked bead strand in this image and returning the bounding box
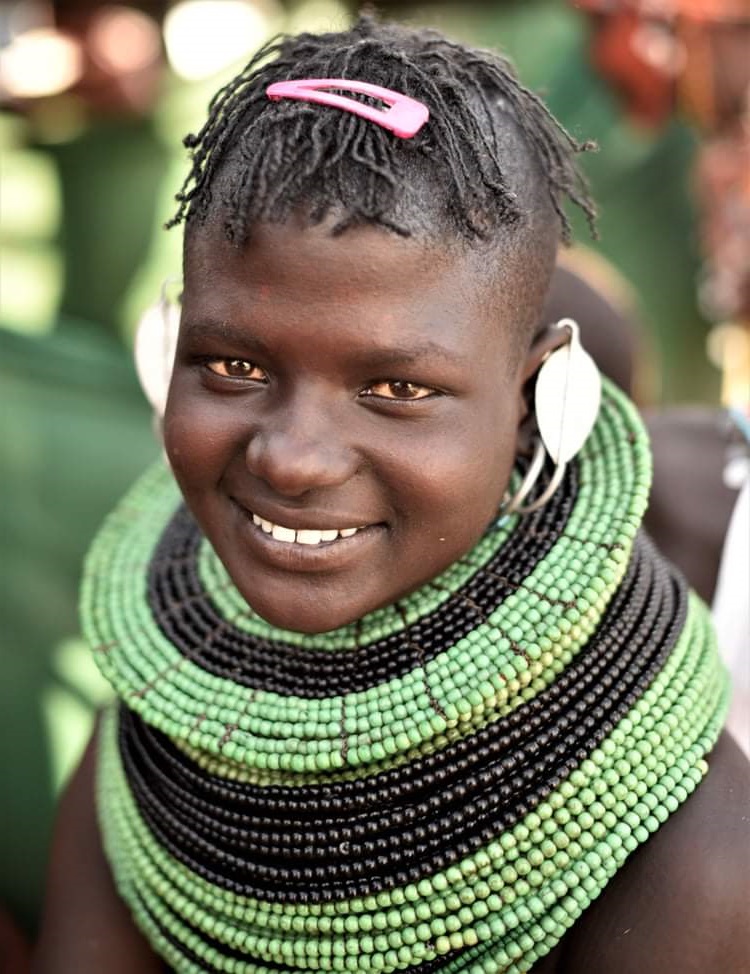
[85,380,728,974]
[85,386,648,781]
[97,591,725,973]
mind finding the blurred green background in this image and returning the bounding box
[0,0,720,938]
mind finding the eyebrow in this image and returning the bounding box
[181,319,466,369]
[180,319,273,356]
[354,341,466,370]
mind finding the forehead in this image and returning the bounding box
[182,218,526,350]
[186,216,469,293]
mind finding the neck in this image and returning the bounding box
[86,379,729,974]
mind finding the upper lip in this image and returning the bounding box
[230,497,377,532]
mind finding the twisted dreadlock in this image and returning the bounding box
[168,16,596,248]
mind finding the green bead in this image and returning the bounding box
[87,386,727,974]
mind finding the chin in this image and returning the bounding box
[253,606,360,635]
[238,583,365,634]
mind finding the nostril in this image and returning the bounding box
[245,428,355,496]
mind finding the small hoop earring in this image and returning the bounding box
[501,318,601,517]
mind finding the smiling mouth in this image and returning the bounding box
[249,512,365,546]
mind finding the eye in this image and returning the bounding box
[205,359,267,382]
[361,380,436,401]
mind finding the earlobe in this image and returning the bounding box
[514,321,573,438]
[521,322,571,386]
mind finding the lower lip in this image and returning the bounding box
[231,501,383,573]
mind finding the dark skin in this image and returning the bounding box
[33,726,164,974]
[0,907,31,974]
[163,217,551,633]
[34,728,750,974]
[34,220,750,972]
[644,407,744,604]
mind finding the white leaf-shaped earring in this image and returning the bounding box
[504,318,601,516]
[134,278,181,419]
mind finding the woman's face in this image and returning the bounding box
[165,218,534,632]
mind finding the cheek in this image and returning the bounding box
[456,419,517,521]
[391,409,517,538]
[163,381,240,488]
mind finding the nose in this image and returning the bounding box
[245,398,357,497]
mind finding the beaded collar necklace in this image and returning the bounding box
[85,382,728,974]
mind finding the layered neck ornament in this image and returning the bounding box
[85,381,728,974]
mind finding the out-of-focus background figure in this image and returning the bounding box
[1,0,747,961]
[571,0,750,761]
[573,0,750,394]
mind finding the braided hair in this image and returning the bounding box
[168,16,596,249]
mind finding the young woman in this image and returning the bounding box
[35,17,749,974]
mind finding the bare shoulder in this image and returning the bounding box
[555,731,750,974]
[33,720,164,974]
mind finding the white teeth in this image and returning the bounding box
[271,524,296,543]
[296,529,322,545]
[251,513,364,544]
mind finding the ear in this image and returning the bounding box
[521,323,572,387]
[519,317,603,466]
[515,324,572,447]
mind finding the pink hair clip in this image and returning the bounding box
[266,78,429,139]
